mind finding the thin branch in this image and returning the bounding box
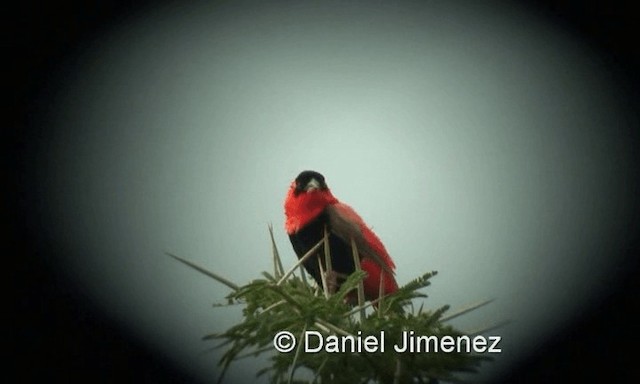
[259,299,287,315]
[351,237,366,321]
[313,321,332,334]
[288,325,307,384]
[166,252,239,291]
[315,319,353,337]
[318,258,330,299]
[378,271,385,317]
[323,225,333,283]
[441,299,495,322]
[277,237,324,285]
[268,224,284,278]
[313,356,330,383]
[299,264,309,288]
[344,301,376,318]
[393,356,403,384]
[343,290,394,318]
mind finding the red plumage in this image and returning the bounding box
[284,170,398,301]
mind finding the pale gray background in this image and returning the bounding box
[41,1,634,382]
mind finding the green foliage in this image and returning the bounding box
[168,226,494,383]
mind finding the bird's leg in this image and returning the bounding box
[322,269,349,297]
[324,269,340,295]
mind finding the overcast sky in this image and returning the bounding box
[39,1,635,382]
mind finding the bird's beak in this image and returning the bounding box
[305,178,320,192]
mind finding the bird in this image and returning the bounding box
[284,170,398,302]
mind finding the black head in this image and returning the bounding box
[294,170,328,195]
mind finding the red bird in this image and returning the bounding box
[284,170,398,301]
